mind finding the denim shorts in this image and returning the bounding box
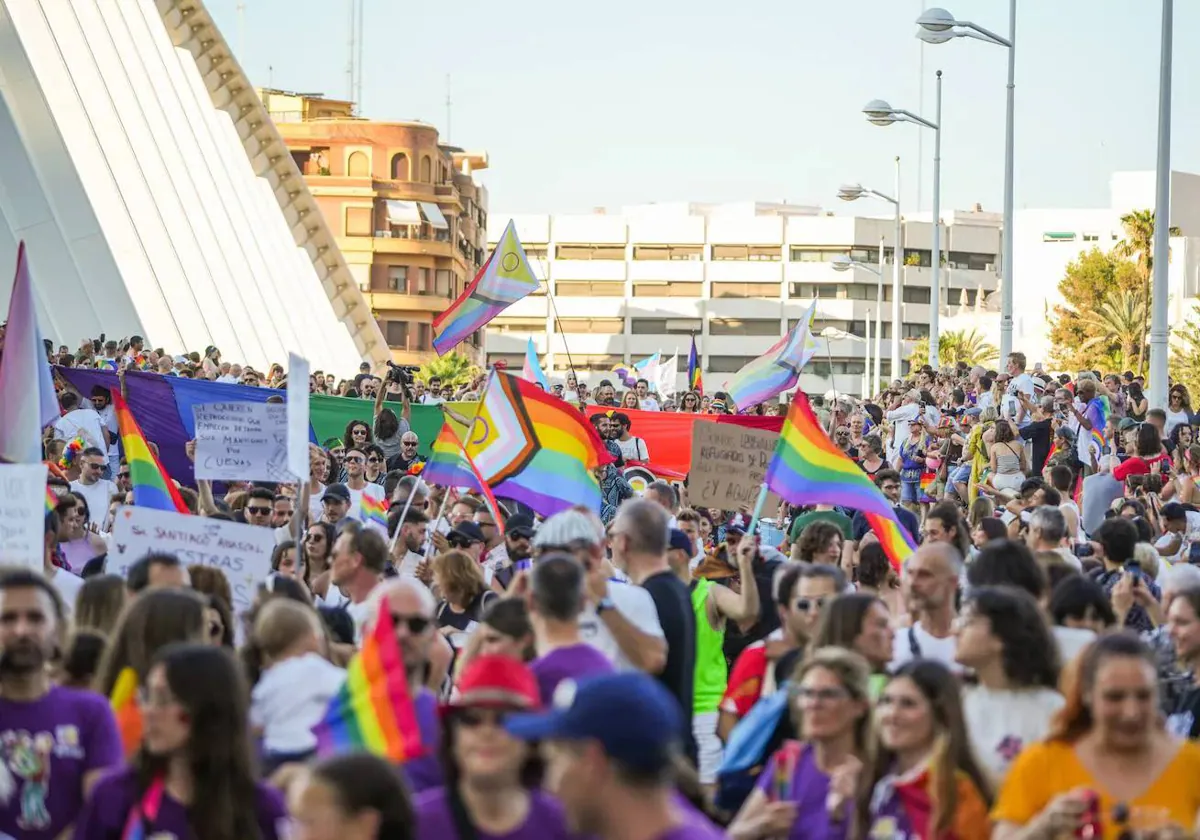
[901,479,921,503]
[949,463,971,484]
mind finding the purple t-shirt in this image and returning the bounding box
[753,742,847,840]
[401,688,444,794]
[415,786,573,839]
[530,644,615,706]
[71,764,288,840]
[655,822,728,840]
[0,685,122,840]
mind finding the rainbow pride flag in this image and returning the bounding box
[421,421,507,536]
[465,372,614,517]
[359,490,390,535]
[313,599,424,762]
[45,485,58,513]
[111,390,189,514]
[521,337,549,390]
[110,667,143,757]
[864,511,918,572]
[432,220,540,355]
[688,334,703,394]
[725,302,817,411]
[764,393,895,518]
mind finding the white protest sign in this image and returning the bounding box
[110,506,275,617]
[0,463,49,571]
[192,402,296,483]
[286,353,311,483]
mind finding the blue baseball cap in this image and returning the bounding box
[668,528,693,554]
[504,672,683,772]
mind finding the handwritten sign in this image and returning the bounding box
[192,402,296,483]
[110,507,275,617]
[688,423,782,512]
[0,464,49,571]
[286,353,311,483]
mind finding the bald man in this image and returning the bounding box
[890,542,962,672]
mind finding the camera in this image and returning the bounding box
[385,361,412,386]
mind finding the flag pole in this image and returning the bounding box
[746,482,770,537]
[539,257,579,392]
[387,487,418,555]
[423,490,452,560]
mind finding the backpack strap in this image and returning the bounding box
[907,625,922,659]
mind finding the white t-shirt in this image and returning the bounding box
[616,436,649,462]
[1166,408,1191,438]
[48,568,85,616]
[69,478,119,524]
[346,581,385,643]
[54,408,108,457]
[1155,511,1200,564]
[250,653,347,754]
[578,581,664,671]
[640,397,661,412]
[963,685,1064,785]
[890,621,959,672]
[1054,626,1095,664]
[346,482,386,519]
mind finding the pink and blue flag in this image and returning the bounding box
[432,220,540,355]
[725,302,817,412]
[522,338,549,390]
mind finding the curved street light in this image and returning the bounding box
[917,4,1016,366]
[862,73,943,371]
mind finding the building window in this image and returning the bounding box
[903,287,931,304]
[524,246,549,261]
[630,318,703,334]
[790,247,850,262]
[903,323,930,339]
[563,355,625,371]
[632,245,704,261]
[554,281,625,297]
[420,156,432,182]
[711,282,779,299]
[435,269,452,296]
[390,153,409,180]
[708,355,756,373]
[416,323,432,350]
[632,282,702,298]
[709,318,780,336]
[486,354,526,369]
[490,318,547,333]
[415,267,432,295]
[809,359,866,376]
[711,245,782,261]
[347,151,370,177]
[849,247,881,264]
[946,251,996,271]
[386,266,408,292]
[789,283,888,301]
[903,249,932,267]
[345,206,373,237]
[557,318,625,334]
[384,320,409,347]
[555,244,626,260]
[1042,232,1076,243]
[1082,233,1100,242]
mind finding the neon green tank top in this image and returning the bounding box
[690,578,728,714]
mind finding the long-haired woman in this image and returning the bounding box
[620,390,640,410]
[433,550,498,653]
[289,754,416,840]
[680,391,702,413]
[304,521,341,604]
[74,644,286,839]
[954,587,1063,786]
[813,594,894,692]
[988,420,1027,495]
[1166,587,1200,738]
[57,492,106,573]
[74,573,127,636]
[856,659,993,840]
[1166,385,1193,437]
[728,648,875,840]
[415,655,571,838]
[995,633,1200,839]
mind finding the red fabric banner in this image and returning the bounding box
[583,407,784,474]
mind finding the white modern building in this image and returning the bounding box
[486,203,1002,397]
[0,0,388,374]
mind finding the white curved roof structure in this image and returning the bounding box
[0,0,389,373]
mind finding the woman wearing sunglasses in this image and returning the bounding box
[415,655,570,839]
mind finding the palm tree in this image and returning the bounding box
[1115,209,1181,375]
[417,352,480,388]
[907,328,998,369]
[1077,288,1148,372]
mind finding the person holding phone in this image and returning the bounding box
[1093,517,1162,633]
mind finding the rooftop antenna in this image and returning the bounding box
[354,0,365,111]
[236,0,246,59]
[445,74,452,141]
[345,0,356,107]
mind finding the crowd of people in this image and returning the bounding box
[9,331,1200,839]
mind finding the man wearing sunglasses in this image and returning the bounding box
[342,446,385,522]
[386,432,424,474]
[446,522,487,563]
[332,522,389,642]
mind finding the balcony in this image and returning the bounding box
[364,291,450,313]
[339,231,457,259]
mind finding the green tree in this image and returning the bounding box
[1076,288,1148,372]
[907,328,998,369]
[1046,247,1142,372]
[1114,209,1181,375]
[1172,304,1200,398]
[416,352,480,388]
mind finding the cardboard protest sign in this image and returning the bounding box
[0,463,49,571]
[687,423,782,512]
[192,402,295,482]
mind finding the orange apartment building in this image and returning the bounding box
[260,88,489,365]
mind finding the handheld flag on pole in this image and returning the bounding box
[687,334,703,394]
[433,220,539,355]
[111,391,189,514]
[725,302,817,411]
[521,337,549,390]
[0,242,60,464]
[421,420,506,537]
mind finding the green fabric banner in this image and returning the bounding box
[308,396,463,456]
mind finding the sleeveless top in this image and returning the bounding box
[690,578,728,714]
[994,442,1022,474]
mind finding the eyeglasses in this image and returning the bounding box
[448,537,477,549]
[305,533,325,542]
[117,472,130,479]
[796,686,849,704]
[352,429,368,436]
[344,456,365,464]
[455,707,511,729]
[246,506,272,516]
[367,457,382,464]
[402,441,418,447]
[794,597,828,613]
[390,613,432,634]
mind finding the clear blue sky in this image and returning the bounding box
[209,0,1199,216]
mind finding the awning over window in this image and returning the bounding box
[418,201,449,230]
[385,200,421,225]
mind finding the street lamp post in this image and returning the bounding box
[917,5,1016,362]
[832,254,882,392]
[1150,0,1174,410]
[864,74,943,371]
[838,159,901,383]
